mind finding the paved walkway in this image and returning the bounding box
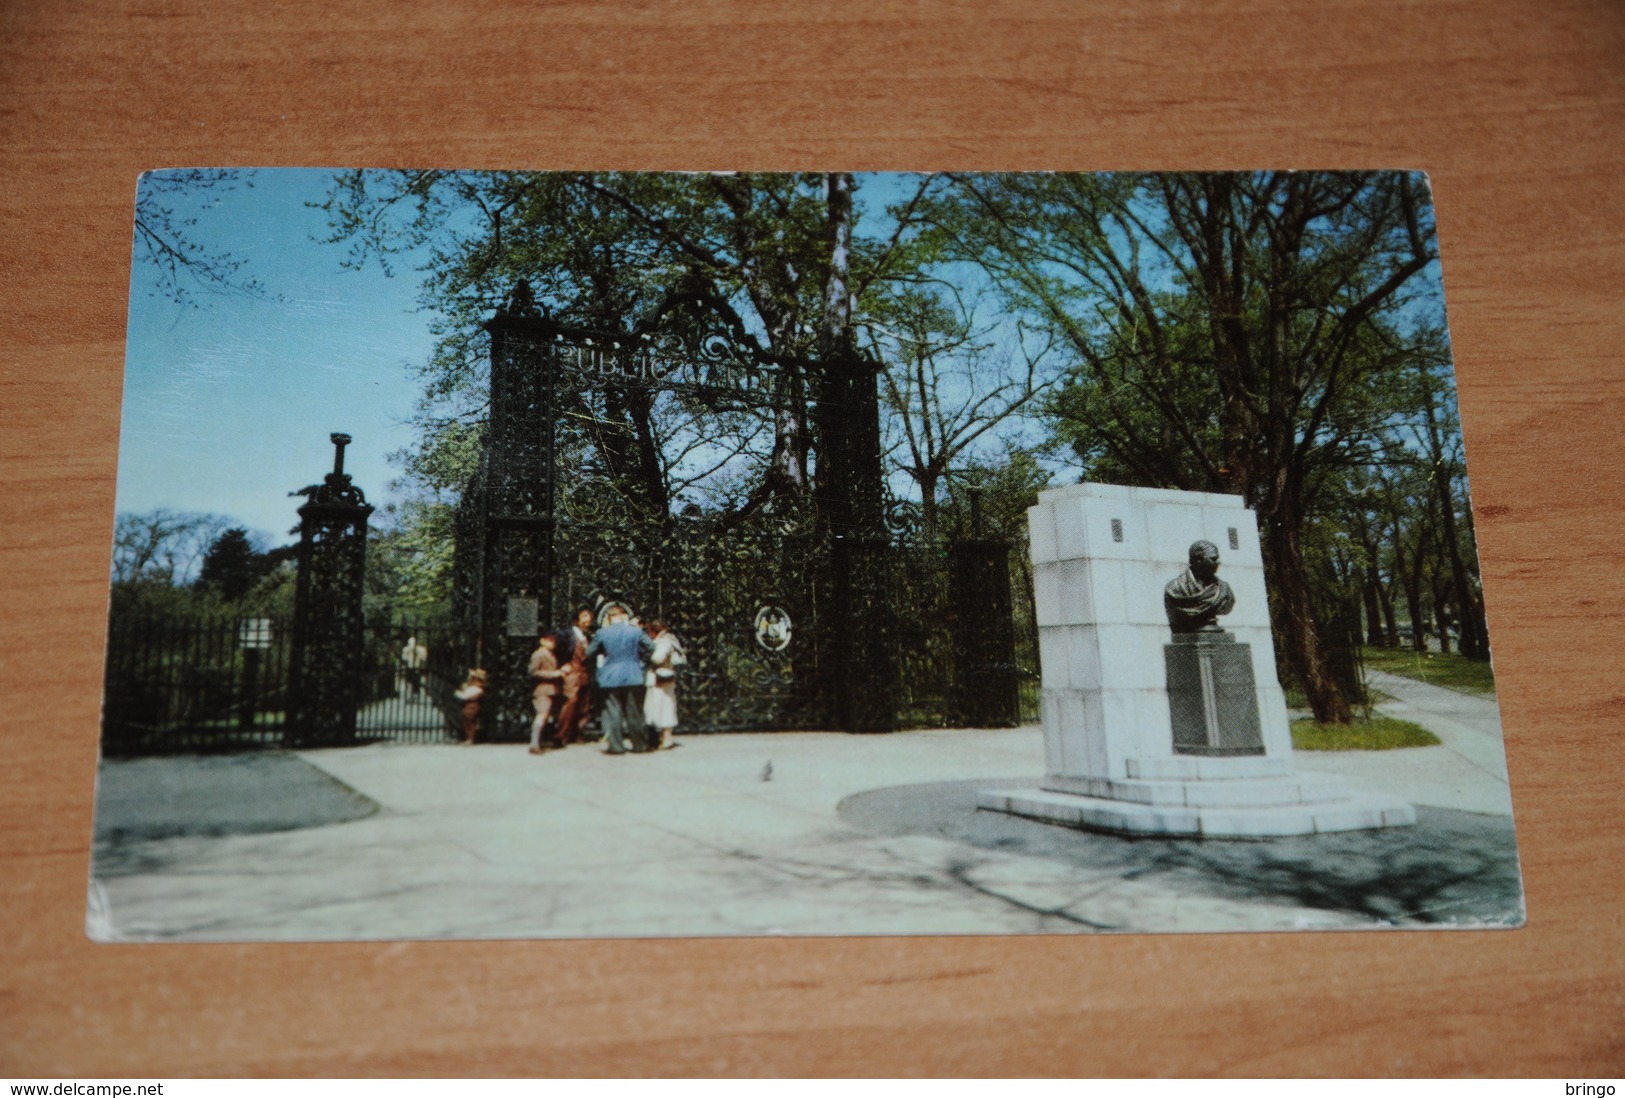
[1303,670,1513,817]
[88,678,1522,942]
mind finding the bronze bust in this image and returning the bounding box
[1164,540,1235,633]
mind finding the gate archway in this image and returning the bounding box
[449,281,1021,742]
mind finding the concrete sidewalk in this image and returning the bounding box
[89,707,1523,941]
[1301,670,1514,817]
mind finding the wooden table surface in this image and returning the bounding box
[3,0,1621,1078]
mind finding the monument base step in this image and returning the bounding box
[1041,772,1350,809]
[1126,755,1292,781]
[977,781,1416,839]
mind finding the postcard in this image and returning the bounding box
[89,169,1523,940]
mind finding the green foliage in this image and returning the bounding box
[933,447,1052,544]
[1361,646,1497,696]
[319,172,834,526]
[314,173,970,523]
[925,172,1442,499]
[390,419,484,500]
[1290,715,1442,751]
[110,509,297,622]
[197,527,286,601]
[366,501,458,612]
[915,171,1458,723]
[109,561,294,624]
[301,170,1485,720]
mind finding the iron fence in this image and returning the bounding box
[101,612,462,754]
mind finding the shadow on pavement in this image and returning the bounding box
[93,754,378,847]
[838,779,1525,927]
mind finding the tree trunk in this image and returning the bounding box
[810,172,893,733]
[917,470,940,538]
[1434,466,1486,660]
[1409,597,1428,651]
[597,386,671,517]
[1432,578,1453,654]
[1420,370,1487,661]
[1263,505,1354,724]
[813,172,881,533]
[1392,522,1430,652]
[769,375,810,496]
[1378,572,1400,649]
[1362,563,1386,647]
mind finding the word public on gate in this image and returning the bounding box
[533,321,785,405]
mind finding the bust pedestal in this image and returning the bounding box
[1165,631,1265,756]
[976,482,1416,839]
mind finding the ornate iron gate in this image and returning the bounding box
[447,281,1024,741]
[548,498,828,732]
[351,618,462,744]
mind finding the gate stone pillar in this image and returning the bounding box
[288,433,374,747]
[949,539,1020,728]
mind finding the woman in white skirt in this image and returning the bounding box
[642,619,685,750]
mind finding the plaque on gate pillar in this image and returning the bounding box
[1162,540,1266,756]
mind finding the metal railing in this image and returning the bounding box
[101,612,461,754]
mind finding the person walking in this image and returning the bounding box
[643,619,685,750]
[585,604,653,755]
[398,635,427,699]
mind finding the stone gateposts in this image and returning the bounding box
[977,482,1415,838]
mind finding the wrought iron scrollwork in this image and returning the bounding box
[558,475,643,526]
[448,283,1023,739]
[883,496,924,543]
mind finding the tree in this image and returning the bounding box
[109,509,300,621]
[926,171,1443,722]
[134,169,266,306]
[111,509,233,586]
[1386,462,1439,653]
[364,500,460,612]
[1415,348,1489,660]
[315,171,936,534]
[196,527,297,605]
[197,528,273,601]
[866,283,1054,534]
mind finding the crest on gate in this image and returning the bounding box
[754,605,792,652]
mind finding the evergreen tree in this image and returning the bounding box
[198,527,270,601]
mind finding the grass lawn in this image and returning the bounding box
[1360,646,1497,696]
[1291,715,1442,751]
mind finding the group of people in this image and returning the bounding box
[455,604,686,755]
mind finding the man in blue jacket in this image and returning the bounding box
[585,603,655,754]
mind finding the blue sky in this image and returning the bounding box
[119,168,433,547]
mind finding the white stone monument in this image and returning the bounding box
[977,482,1416,838]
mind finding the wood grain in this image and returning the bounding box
[2,0,1621,1077]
